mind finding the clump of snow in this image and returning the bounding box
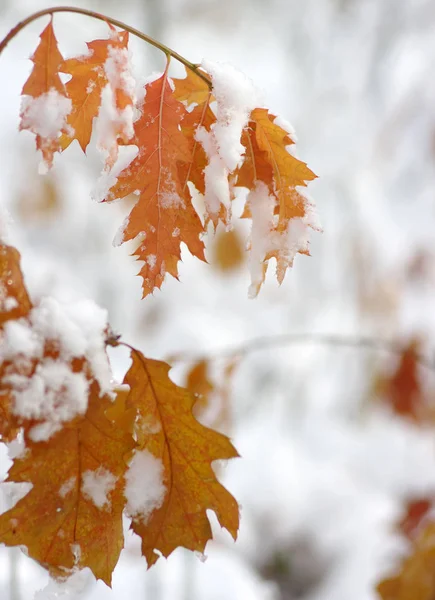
[93,144,138,203]
[59,476,77,499]
[146,254,157,269]
[0,296,112,441]
[201,60,261,172]
[247,183,320,298]
[274,115,298,142]
[6,434,27,460]
[20,89,72,172]
[195,127,231,220]
[81,467,117,510]
[96,42,137,165]
[95,42,137,190]
[124,449,166,523]
[1,482,33,511]
[20,90,72,140]
[6,361,89,442]
[94,85,132,168]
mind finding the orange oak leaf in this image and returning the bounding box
[0,382,134,586]
[173,68,232,228]
[60,27,134,159]
[105,60,205,297]
[120,349,239,566]
[19,19,71,169]
[377,519,435,600]
[236,108,318,296]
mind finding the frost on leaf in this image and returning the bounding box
[0,244,32,440]
[19,19,71,172]
[60,26,135,160]
[236,108,320,297]
[104,58,205,297]
[0,385,134,585]
[0,244,132,585]
[0,296,112,442]
[118,349,239,566]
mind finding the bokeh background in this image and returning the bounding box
[1,0,435,598]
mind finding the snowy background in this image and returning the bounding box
[1,0,435,598]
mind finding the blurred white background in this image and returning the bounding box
[1,0,435,598]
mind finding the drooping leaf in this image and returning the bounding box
[0,382,134,585]
[377,520,435,600]
[19,19,70,169]
[60,27,134,158]
[105,60,205,297]
[235,108,319,296]
[120,349,239,566]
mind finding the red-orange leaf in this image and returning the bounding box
[0,384,134,585]
[236,108,319,296]
[120,349,239,566]
[105,60,205,297]
[60,28,132,156]
[20,19,70,169]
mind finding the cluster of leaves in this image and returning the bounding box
[20,17,317,298]
[0,8,318,590]
[0,243,239,585]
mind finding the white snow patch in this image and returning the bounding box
[247,182,320,298]
[112,216,130,247]
[195,127,231,219]
[81,467,117,510]
[274,115,298,142]
[125,449,166,523]
[6,434,27,460]
[146,254,157,269]
[59,476,77,498]
[93,144,138,203]
[201,59,260,172]
[94,43,137,169]
[20,90,72,140]
[20,89,72,171]
[7,362,89,442]
[0,296,112,441]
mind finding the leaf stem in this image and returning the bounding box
[0,6,212,87]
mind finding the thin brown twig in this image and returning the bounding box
[0,6,212,87]
[170,333,435,372]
